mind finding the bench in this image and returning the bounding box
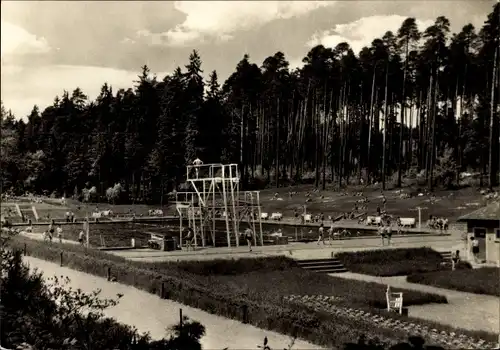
[148,234,166,250]
[400,218,416,228]
[270,212,282,221]
[386,290,403,314]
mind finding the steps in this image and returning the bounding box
[438,251,453,267]
[296,258,348,273]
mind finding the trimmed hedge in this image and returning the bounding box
[407,267,500,297]
[209,269,447,309]
[169,255,297,275]
[336,248,446,276]
[11,236,498,347]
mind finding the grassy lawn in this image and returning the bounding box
[335,248,450,277]
[407,267,500,297]
[148,257,447,309]
[6,185,496,224]
[256,185,496,221]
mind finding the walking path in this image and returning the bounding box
[23,256,321,350]
[19,229,461,262]
[332,272,500,334]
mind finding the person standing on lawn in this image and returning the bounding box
[317,223,325,245]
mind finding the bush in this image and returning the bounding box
[11,236,498,348]
[170,256,297,275]
[336,248,445,277]
[407,267,500,297]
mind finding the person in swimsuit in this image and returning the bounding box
[471,237,480,263]
[451,250,460,270]
[245,227,253,252]
[184,227,194,251]
[379,226,386,246]
[78,230,85,245]
[317,224,325,245]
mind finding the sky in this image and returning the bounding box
[1,0,495,119]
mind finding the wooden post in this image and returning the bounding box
[23,243,27,256]
[418,207,422,230]
[107,267,111,281]
[59,252,63,266]
[161,282,165,299]
[179,308,183,332]
[295,226,298,242]
[242,304,248,324]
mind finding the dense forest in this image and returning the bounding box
[1,5,499,204]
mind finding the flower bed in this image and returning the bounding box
[10,236,498,348]
[335,248,448,276]
[206,268,447,309]
[407,267,500,297]
[284,295,497,349]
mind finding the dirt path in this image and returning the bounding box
[332,272,500,333]
[23,256,321,350]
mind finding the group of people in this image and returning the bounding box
[42,220,63,243]
[42,219,87,246]
[427,215,449,231]
[315,224,361,245]
[65,211,76,223]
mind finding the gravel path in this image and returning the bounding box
[23,256,321,350]
[331,272,500,334]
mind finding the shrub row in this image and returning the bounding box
[205,268,448,309]
[336,247,447,276]
[169,255,297,275]
[407,267,500,297]
[11,236,498,347]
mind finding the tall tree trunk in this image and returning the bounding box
[275,97,280,188]
[366,68,376,184]
[338,82,346,189]
[408,95,415,168]
[382,61,389,190]
[397,42,409,187]
[343,83,351,185]
[358,81,364,183]
[240,104,245,186]
[428,69,439,191]
[424,74,433,181]
[322,87,329,190]
[314,90,320,188]
[489,46,499,189]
